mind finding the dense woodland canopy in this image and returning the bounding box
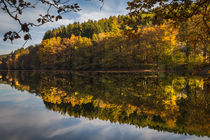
[0,71,209,137]
[0,1,209,138]
[0,3,209,72]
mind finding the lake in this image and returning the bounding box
[0,71,209,140]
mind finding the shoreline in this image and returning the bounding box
[0,69,157,73]
[0,69,209,75]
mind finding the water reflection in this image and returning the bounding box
[0,71,209,139]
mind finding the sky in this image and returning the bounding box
[0,0,130,55]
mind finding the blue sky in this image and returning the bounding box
[0,0,130,55]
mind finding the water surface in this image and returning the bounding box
[0,71,209,140]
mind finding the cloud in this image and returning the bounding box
[77,0,129,22]
[0,84,209,140]
[0,13,19,33]
[41,19,74,28]
[0,0,130,55]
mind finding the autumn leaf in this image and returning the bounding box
[56,15,62,21]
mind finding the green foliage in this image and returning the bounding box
[43,15,126,40]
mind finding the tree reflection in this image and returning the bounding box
[0,71,209,137]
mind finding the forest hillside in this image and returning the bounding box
[0,14,209,73]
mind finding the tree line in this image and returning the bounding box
[0,14,209,72]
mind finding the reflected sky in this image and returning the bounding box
[0,84,209,140]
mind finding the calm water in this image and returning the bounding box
[0,71,209,140]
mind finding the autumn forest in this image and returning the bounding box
[0,0,209,139]
[0,11,209,73]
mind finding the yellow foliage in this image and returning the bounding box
[15,80,20,86]
[189,77,204,89]
[173,77,187,90]
[166,118,176,128]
